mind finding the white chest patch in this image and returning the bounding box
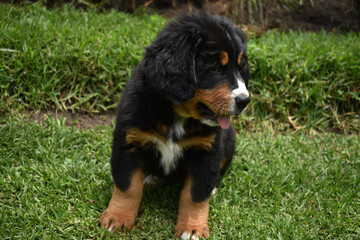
[154,118,186,175]
[156,139,183,175]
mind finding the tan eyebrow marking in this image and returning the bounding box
[219,51,229,66]
[237,52,243,65]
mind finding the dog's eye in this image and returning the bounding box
[209,65,221,72]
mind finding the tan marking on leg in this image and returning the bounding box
[175,176,210,239]
[219,50,229,66]
[99,168,145,232]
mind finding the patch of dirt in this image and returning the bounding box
[156,0,360,32]
[266,0,360,32]
[158,1,230,18]
[29,109,116,129]
[8,0,360,31]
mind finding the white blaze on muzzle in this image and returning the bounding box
[232,73,249,98]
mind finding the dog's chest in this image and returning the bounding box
[155,119,186,175]
[125,119,216,175]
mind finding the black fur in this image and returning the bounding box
[110,12,250,202]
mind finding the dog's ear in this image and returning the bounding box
[142,23,202,102]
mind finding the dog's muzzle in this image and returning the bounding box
[234,95,251,113]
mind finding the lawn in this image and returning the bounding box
[1,3,359,130]
[1,2,359,240]
[1,117,359,239]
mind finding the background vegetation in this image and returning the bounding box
[1,3,359,131]
[0,4,166,113]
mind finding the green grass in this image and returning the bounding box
[1,3,359,131]
[248,31,360,131]
[0,3,166,113]
[1,117,359,239]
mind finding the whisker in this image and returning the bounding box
[210,101,230,116]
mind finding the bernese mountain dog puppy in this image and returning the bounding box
[99,12,250,239]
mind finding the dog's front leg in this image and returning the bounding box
[175,176,211,239]
[99,168,145,232]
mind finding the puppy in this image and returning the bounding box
[99,12,250,239]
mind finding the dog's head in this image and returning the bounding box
[142,13,250,129]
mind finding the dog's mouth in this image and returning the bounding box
[197,102,231,129]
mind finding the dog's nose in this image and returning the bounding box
[235,95,250,110]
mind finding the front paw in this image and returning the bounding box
[175,224,210,239]
[99,210,135,232]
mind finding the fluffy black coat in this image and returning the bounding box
[110,12,250,202]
